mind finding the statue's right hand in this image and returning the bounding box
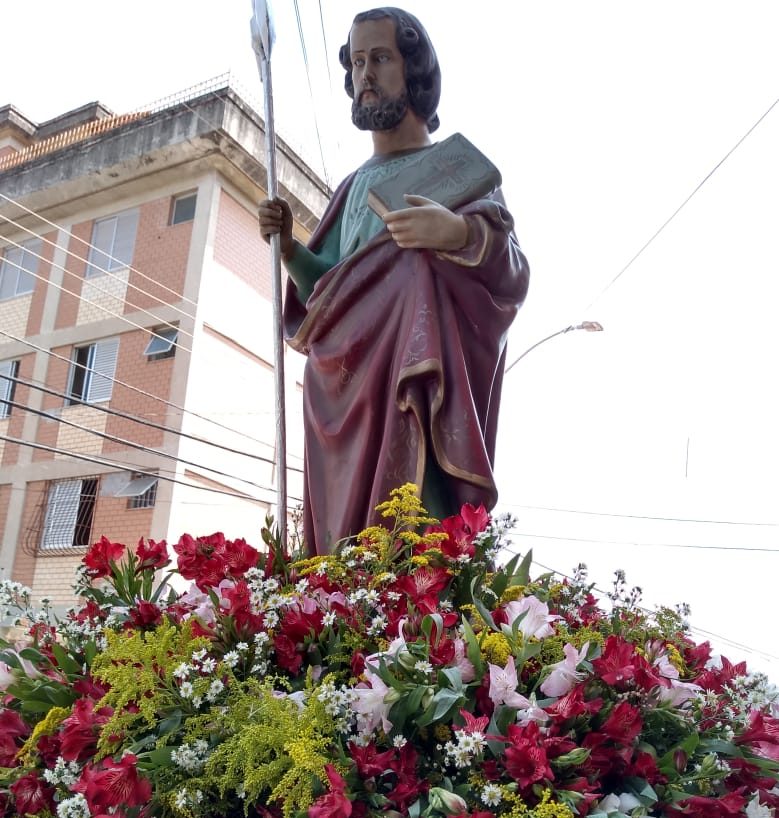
[258,197,295,260]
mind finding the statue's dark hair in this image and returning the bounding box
[339,7,441,133]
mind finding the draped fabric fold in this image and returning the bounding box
[284,175,529,554]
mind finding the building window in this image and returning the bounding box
[67,338,119,405]
[171,193,197,225]
[86,208,139,277]
[116,474,158,509]
[0,360,19,419]
[41,478,97,549]
[0,239,40,300]
[144,326,178,361]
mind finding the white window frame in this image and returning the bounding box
[67,338,119,405]
[144,326,178,359]
[86,208,139,278]
[0,360,19,420]
[0,239,40,300]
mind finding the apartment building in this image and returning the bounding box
[0,80,328,605]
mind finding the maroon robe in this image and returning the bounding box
[284,173,529,554]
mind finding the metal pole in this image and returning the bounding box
[252,2,287,542]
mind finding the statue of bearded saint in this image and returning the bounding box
[258,7,529,554]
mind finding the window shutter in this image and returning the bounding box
[41,480,81,549]
[112,209,139,270]
[86,338,119,403]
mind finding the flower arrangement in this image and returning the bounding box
[0,483,776,818]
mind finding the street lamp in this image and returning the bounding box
[504,321,603,373]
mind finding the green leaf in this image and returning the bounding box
[699,739,742,757]
[0,651,21,669]
[460,616,484,675]
[470,578,497,631]
[438,666,464,693]
[508,549,533,587]
[18,647,46,665]
[50,643,81,676]
[420,614,444,647]
[157,710,182,736]
[20,699,56,714]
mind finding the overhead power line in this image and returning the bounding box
[501,501,779,528]
[583,93,779,311]
[0,433,302,505]
[528,557,779,664]
[7,372,302,471]
[0,327,283,455]
[0,190,199,312]
[513,530,778,554]
[4,397,285,494]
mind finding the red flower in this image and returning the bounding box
[601,701,643,744]
[126,600,163,629]
[83,536,126,578]
[502,722,554,790]
[695,655,748,694]
[308,764,352,818]
[454,709,489,735]
[76,754,152,812]
[9,772,55,815]
[668,791,747,818]
[273,633,304,675]
[387,743,428,811]
[348,741,395,778]
[592,635,640,688]
[60,698,113,762]
[392,567,450,614]
[547,683,602,722]
[280,599,325,643]
[0,709,29,766]
[135,537,169,571]
[174,532,259,590]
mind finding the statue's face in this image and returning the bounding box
[349,17,409,131]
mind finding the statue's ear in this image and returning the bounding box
[339,44,350,69]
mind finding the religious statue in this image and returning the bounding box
[258,7,529,554]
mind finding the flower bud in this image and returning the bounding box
[421,686,435,710]
[397,650,417,671]
[383,687,403,704]
[673,749,687,773]
[428,787,467,815]
[552,747,590,766]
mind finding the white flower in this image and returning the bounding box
[414,660,433,675]
[481,783,502,807]
[223,651,240,668]
[206,679,225,702]
[393,735,407,747]
[323,611,337,627]
[179,681,194,698]
[56,793,90,818]
[746,795,773,818]
[236,641,249,652]
[503,596,558,639]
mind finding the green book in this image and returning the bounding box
[367,132,502,216]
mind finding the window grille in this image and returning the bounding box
[40,478,98,549]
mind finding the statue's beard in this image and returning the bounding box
[352,89,409,131]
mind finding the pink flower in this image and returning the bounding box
[452,638,476,683]
[540,642,588,697]
[488,658,532,709]
[657,678,702,706]
[503,596,557,639]
[351,670,394,734]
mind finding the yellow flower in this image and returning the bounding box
[481,632,513,666]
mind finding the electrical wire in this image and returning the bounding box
[511,530,778,554]
[0,210,196,332]
[527,557,779,664]
[3,397,288,494]
[0,327,287,454]
[0,190,199,312]
[0,245,194,352]
[292,0,331,188]
[6,372,303,471]
[583,93,779,312]
[0,433,302,504]
[500,501,779,528]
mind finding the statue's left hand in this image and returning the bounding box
[383,195,469,251]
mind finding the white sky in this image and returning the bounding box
[3,1,778,679]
